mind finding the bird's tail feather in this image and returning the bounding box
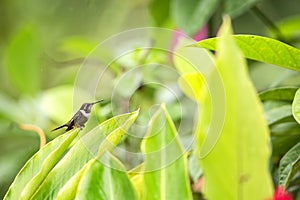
[51,124,67,132]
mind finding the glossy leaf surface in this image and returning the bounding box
[195,35,300,71]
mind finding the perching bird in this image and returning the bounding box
[51,100,103,132]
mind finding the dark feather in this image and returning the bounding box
[52,110,81,132]
[51,124,68,131]
[65,118,75,131]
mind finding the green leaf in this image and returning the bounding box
[4,130,78,200]
[272,15,300,39]
[173,38,214,75]
[170,0,220,36]
[30,110,139,199]
[57,153,137,200]
[279,141,300,188]
[149,0,171,26]
[55,163,87,200]
[178,73,206,102]
[77,154,137,200]
[271,122,300,156]
[195,17,273,199]
[97,109,139,156]
[292,88,300,124]
[128,163,145,199]
[20,130,78,200]
[141,104,192,200]
[195,35,300,71]
[259,87,298,102]
[224,0,259,17]
[5,25,42,95]
[265,104,292,126]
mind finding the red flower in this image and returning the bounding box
[273,186,293,200]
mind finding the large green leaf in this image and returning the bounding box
[259,87,298,102]
[5,25,42,95]
[29,110,139,199]
[292,88,300,124]
[57,153,137,200]
[194,17,273,199]
[178,73,206,102]
[4,129,78,200]
[141,104,192,200]
[278,141,300,188]
[170,0,220,36]
[195,35,300,71]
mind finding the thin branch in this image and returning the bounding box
[19,124,46,149]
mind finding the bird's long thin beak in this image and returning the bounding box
[92,99,104,105]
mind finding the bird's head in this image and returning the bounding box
[80,99,103,113]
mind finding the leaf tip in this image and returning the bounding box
[218,15,233,37]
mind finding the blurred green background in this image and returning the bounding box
[1,0,300,198]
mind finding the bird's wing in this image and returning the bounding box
[66,111,82,128]
[71,111,82,122]
[52,111,82,132]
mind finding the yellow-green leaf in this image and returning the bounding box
[195,34,300,71]
[178,73,206,102]
[57,153,137,200]
[25,110,139,199]
[141,104,192,200]
[195,17,274,199]
[4,129,78,200]
[97,108,139,156]
[292,88,300,124]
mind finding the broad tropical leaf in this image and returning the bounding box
[4,129,78,200]
[4,110,139,200]
[57,153,137,200]
[195,35,300,71]
[181,17,274,199]
[141,104,192,200]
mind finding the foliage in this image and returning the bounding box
[175,17,273,199]
[194,35,300,71]
[1,0,300,199]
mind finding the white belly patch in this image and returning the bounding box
[80,110,90,118]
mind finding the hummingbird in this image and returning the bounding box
[51,100,104,132]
